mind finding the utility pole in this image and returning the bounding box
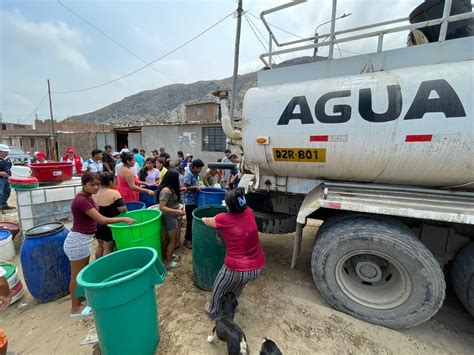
[47,79,57,160]
[230,0,243,121]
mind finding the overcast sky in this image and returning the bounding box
[1,0,420,124]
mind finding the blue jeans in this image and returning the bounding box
[0,178,11,208]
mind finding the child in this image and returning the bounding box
[157,170,186,269]
[63,172,135,317]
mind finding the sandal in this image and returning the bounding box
[70,306,93,318]
[165,261,181,270]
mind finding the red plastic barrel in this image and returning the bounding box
[29,163,73,182]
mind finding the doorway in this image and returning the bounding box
[116,132,128,151]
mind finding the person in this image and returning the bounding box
[0,276,11,355]
[177,166,186,187]
[151,150,159,158]
[139,158,159,185]
[93,172,127,258]
[203,168,221,187]
[159,147,166,155]
[140,149,146,158]
[133,148,145,169]
[63,173,135,317]
[221,149,232,187]
[113,152,120,160]
[182,159,204,249]
[183,154,193,172]
[228,154,241,190]
[102,145,116,173]
[117,152,154,202]
[0,145,13,212]
[61,147,84,175]
[155,158,168,185]
[82,149,104,173]
[174,151,185,168]
[202,188,265,320]
[159,152,171,169]
[157,170,186,269]
[115,152,139,177]
[35,151,48,163]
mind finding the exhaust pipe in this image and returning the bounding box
[212,90,242,141]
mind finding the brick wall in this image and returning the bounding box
[35,119,110,133]
[57,132,99,160]
[185,102,220,123]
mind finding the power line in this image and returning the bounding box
[53,10,236,94]
[57,0,175,83]
[247,11,304,39]
[243,12,283,63]
[247,11,360,56]
[15,93,48,124]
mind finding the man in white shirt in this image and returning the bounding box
[82,149,104,173]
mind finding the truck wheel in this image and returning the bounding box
[451,243,474,316]
[311,216,445,329]
[253,211,296,234]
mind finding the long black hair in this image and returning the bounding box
[139,157,156,181]
[225,188,247,213]
[156,169,180,201]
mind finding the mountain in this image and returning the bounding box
[66,56,317,125]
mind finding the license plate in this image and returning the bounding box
[53,171,63,176]
[273,148,326,163]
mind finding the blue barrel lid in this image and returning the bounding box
[0,230,11,241]
[25,222,64,238]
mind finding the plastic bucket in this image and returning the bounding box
[109,209,163,260]
[11,165,32,178]
[0,261,25,305]
[125,201,146,211]
[139,185,157,208]
[76,247,166,355]
[192,205,227,291]
[197,188,227,207]
[0,231,15,261]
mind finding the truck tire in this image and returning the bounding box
[311,216,445,329]
[253,211,296,234]
[451,243,474,316]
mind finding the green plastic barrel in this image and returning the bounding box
[109,209,162,260]
[76,247,166,355]
[192,205,227,291]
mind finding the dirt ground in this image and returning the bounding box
[2,221,474,354]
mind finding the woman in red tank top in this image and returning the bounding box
[117,152,154,203]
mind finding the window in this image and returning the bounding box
[194,106,203,116]
[202,127,226,152]
[1,124,6,130]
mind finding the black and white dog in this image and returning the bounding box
[260,337,283,355]
[207,292,249,355]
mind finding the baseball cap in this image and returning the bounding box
[66,147,74,153]
[37,152,47,159]
[0,144,10,152]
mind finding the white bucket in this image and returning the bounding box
[0,234,15,261]
[0,261,25,305]
[11,165,32,178]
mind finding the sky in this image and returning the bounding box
[0,0,420,124]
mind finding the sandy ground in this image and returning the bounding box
[1,191,473,354]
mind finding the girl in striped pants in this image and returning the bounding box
[202,188,265,320]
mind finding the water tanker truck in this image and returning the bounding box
[214,0,474,329]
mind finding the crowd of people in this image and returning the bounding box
[0,143,265,354]
[57,145,260,320]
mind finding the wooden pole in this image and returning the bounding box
[230,0,243,120]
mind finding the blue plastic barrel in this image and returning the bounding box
[139,185,157,208]
[125,201,146,211]
[197,188,227,207]
[20,223,71,303]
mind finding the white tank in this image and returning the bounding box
[242,61,473,189]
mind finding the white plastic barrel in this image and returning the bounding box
[0,232,15,261]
